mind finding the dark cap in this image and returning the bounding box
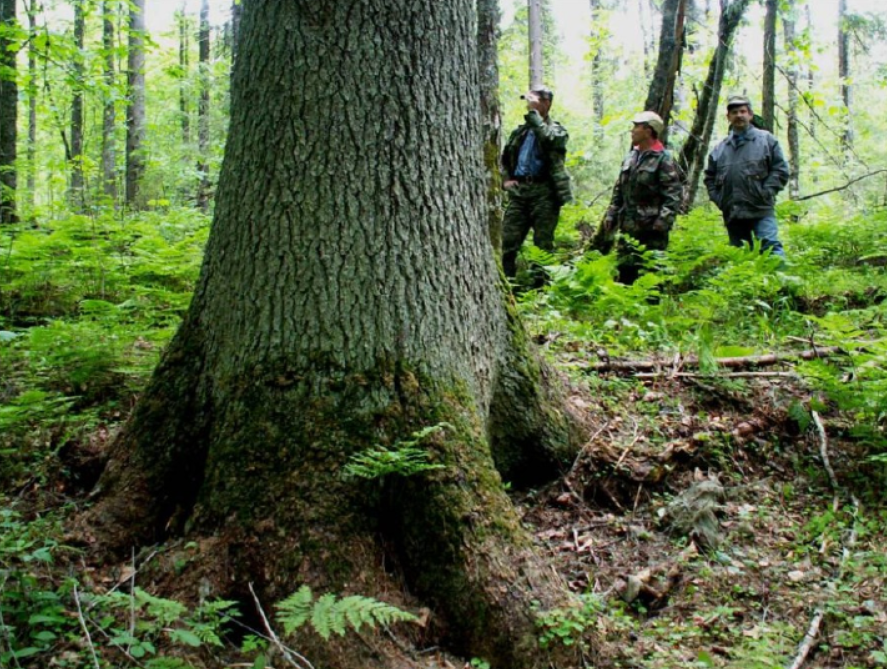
[521,86,554,101]
[726,95,752,110]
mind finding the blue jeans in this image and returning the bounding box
[726,214,785,258]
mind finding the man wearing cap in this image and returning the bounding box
[591,111,683,285]
[704,95,790,258]
[500,86,573,280]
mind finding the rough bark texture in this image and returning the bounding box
[837,0,852,152]
[70,0,85,209]
[761,0,777,133]
[678,0,753,209]
[102,1,117,202]
[643,0,687,144]
[783,1,801,199]
[125,0,146,208]
[477,0,503,252]
[89,2,582,667]
[0,0,18,224]
[196,0,210,211]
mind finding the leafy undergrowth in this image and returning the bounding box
[1,204,886,668]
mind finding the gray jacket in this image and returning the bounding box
[703,126,789,222]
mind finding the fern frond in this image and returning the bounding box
[275,585,314,635]
[310,593,337,640]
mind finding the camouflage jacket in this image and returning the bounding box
[501,111,573,206]
[599,146,682,239]
[703,126,789,222]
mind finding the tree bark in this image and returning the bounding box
[70,0,86,210]
[761,0,777,132]
[528,0,543,87]
[102,0,117,202]
[589,0,606,142]
[0,0,18,224]
[837,0,852,152]
[806,2,815,141]
[643,0,687,144]
[783,0,800,199]
[678,0,753,209]
[196,0,210,211]
[88,2,582,667]
[477,0,503,252]
[637,0,651,77]
[178,4,190,149]
[230,0,242,71]
[27,4,37,208]
[125,0,146,208]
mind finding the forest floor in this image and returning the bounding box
[517,352,887,669]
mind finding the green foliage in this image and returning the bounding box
[275,585,417,641]
[343,423,451,480]
[534,593,603,649]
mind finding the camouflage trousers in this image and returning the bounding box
[501,182,561,278]
[616,229,669,285]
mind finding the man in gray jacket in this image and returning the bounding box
[704,96,790,258]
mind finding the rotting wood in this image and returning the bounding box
[582,346,842,374]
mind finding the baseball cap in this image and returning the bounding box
[726,95,753,110]
[632,111,664,136]
[521,86,554,101]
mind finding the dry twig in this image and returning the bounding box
[73,584,101,669]
[248,582,315,669]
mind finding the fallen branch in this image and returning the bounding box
[249,582,315,669]
[636,371,800,380]
[585,346,842,374]
[786,412,861,669]
[794,170,887,202]
[73,584,101,669]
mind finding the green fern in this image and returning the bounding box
[342,422,451,480]
[275,586,417,640]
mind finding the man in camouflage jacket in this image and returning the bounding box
[704,95,789,258]
[500,86,573,280]
[592,111,683,285]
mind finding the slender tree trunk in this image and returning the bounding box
[637,0,651,77]
[0,0,18,223]
[783,0,800,199]
[125,0,146,208]
[70,0,85,209]
[102,0,117,202]
[528,0,543,87]
[178,4,190,148]
[88,2,582,667]
[837,0,852,152]
[230,0,242,71]
[477,0,502,251]
[806,2,815,141]
[678,0,753,209]
[761,0,777,132]
[589,0,606,142]
[196,0,210,211]
[644,0,687,143]
[27,5,37,208]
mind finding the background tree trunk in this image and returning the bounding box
[196,0,210,211]
[27,3,37,209]
[102,0,117,202]
[528,0,543,87]
[761,0,777,132]
[637,0,651,77]
[837,0,852,152]
[477,0,503,251]
[678,0,753,209]
[178,4,190,149]
[125,0,146,208]
[589,0,606,143]
[69,0,85,210]
[89,1,581,667]
[783,0,800,199]
[230,0,242,71]
[643,0,687,144]
[0,0,18,223]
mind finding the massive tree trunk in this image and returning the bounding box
[761,0,777,132]
[88,2,582,667]
[837,0,852,152]
[196,0,210,211]
[70,0,85,209]
[643,0,687,144]
[783,0,800,199]
[678,0,753,209]
[477,0,503,251]
[125,0,146,207]
[0,0,18,224]
[102,0,117,202]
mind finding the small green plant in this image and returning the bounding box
[275,585,417,640]
[535,593,602,649]
[343,423,451,480]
